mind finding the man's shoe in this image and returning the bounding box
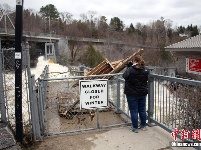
[138,125,143,129]
[132,128,138,133]
[142,127,147,131]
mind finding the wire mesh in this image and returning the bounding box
[40,74,131,136]
[1,48,32,136]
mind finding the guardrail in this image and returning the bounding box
[29,64,201,142]
[148,74,201,142]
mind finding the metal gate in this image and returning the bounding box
[37,73,131,136]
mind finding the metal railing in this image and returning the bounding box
[30,69,201,142]
[148,74,201,142]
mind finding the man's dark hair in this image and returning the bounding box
[126,61,133,68]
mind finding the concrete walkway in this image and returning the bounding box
[89,126,194,150]
[0,122,197,150]
[36,125,196,150]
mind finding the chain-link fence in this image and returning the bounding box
[0,43,33,139]
[36,73,131,136]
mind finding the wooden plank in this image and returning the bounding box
[102,65,113,74]
[72,49,143,87]
[83,64,113,81]
[85,49,144,77]
[88,63,109,75]
[111,60,122,67]
[86,59,114,75]
[96,64,111,74]
[105,58,114,70]
[109,49,144,74]
[87,60,107,75]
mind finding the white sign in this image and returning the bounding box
[15,52,21,59]
[80,79,108,109]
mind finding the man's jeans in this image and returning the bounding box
[126,95,147,129]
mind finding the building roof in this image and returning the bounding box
[165,34,201,51]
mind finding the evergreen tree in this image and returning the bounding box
[191,25,199,37]
[187,24,193,31]
[177,26,185,34]
[127,23,135,34]
[92,28,98,38]
[39,4,60,19]
[110,17,124,32]
[186,24,199,37]
[83,44,104,68]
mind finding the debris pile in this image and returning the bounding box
[57,49,144,118]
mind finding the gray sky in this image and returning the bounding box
[1,0,201,28]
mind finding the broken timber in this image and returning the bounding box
[59,49,144,117]
[86,48,144,76]
[72,48,144,86]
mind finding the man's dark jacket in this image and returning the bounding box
[123,65,148,96]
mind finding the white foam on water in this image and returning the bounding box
[48,63,70,78]
[31,56,70,79]
[5,56,71,127]
[30,56,49,79]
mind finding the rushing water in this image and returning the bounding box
[3,56,71,127]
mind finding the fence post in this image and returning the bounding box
[116,78,121,113]
[38,78,45,135]
[43,66,48,105]
[41,71,47,124]
[30,75,42,141]
[147,73,155,126]
[0,38,7,122]
[96,108,100,129]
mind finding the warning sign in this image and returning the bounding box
[186,58,201,75]
[79,79,108,109]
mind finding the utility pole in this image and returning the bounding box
[48,16,52,42]
[15,0,23,143]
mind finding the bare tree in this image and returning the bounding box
[97,16,108,38]
[80,13,88,22]
[0,4,15,30]
[60,12,73,24]
[87,10,97,24]
[65,21,85,63]
[23,9,34,31]
[68,40,81,63]
[135,22,143,44]
[164,19,173,44]
[1,3,14,14]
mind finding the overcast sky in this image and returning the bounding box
[1,0,201,28]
